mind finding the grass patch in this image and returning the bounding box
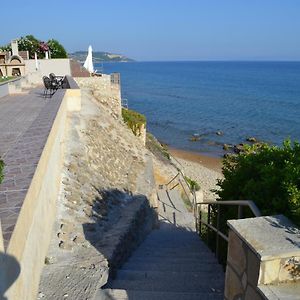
[0,76,14,83]
[184,176,200,191]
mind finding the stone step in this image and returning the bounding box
[121,261,223,272]
[106,278,224,293]
[136,243,209,252]
[131,250,215,259]
[115,269,224,282]
[98,289,223,300]
[125,255,217,265]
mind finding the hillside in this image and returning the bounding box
[69,51,134,62]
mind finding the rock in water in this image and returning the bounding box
[216,131,224,136]
[246,137,257,143]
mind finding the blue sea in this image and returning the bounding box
[96,61,300,157]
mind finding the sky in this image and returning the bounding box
[1,0,300,61]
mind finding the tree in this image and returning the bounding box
[47,39,68,58]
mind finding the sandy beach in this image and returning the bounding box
[168,148,223,202]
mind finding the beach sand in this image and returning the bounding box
[169,148,223,202]
[169,148,223,173]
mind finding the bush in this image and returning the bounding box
[122,108,146,137]
[0,158,4,184]
[47,39,68,58]
[216,140,300,226]
[184,176,200,191]
[199,139,300,266]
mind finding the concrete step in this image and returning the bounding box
[98,289,223,300]
[107,278,224,293]
[121,261,223,273]
[116,269,224,282]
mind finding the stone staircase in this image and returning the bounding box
[97,188,224,299]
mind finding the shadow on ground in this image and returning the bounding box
[0,252,20,300]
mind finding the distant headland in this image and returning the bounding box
[69,51,134,63]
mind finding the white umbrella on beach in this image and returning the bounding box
[83,45,94,74]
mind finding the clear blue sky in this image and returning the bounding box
[1,0,300,61]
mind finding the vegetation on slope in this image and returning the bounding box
[146,133,170,161]
[122,108,146,137]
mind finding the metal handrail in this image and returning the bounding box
[166,171,196,210]
[196,200,261,262]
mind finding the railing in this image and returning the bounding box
[166,170,196,212]
[111,72,120,85]
[196,200,261,263]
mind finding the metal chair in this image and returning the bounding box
[49,73,64,89]
[43,76,55,98]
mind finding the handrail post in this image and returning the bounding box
[199,207,202,235]
[238,205,243,219]
[207,204,211,244]
[216,204,220,260]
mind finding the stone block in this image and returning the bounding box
[225,265,243,300]
[247,248,260,287]
[245,284,263,300]
[260,259,280,284]
[227,230,246,276]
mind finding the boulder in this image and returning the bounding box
[216,131,224,136]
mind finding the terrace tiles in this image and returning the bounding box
[0,88,65,249]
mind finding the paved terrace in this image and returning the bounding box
[0,88,65,249]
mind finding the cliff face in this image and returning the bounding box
[38,77,157,299]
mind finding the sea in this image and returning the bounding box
[96,61,300,157]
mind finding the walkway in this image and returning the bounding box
[0,88,65,248]
[99,188,224,299]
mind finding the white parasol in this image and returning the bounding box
[83,45,94,73]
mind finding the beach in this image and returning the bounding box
[169,148,223,202]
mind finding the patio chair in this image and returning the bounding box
[49,73,64,89]
[43,76,55,98]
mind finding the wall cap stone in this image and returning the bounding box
[227,215,300,261]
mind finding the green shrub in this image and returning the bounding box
[0,158,4,184]
[199,139,300,266]
[47,39,68,58]
[184,176,200,191]
[216,139,300,226]
[122,108,146,137]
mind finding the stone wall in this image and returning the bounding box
[225,215,300,300]
[75,76,122,119]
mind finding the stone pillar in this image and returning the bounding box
[11,40,18,56]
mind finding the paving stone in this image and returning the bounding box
[0,88,65,249]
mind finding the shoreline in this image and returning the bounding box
[169,147,223,173]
